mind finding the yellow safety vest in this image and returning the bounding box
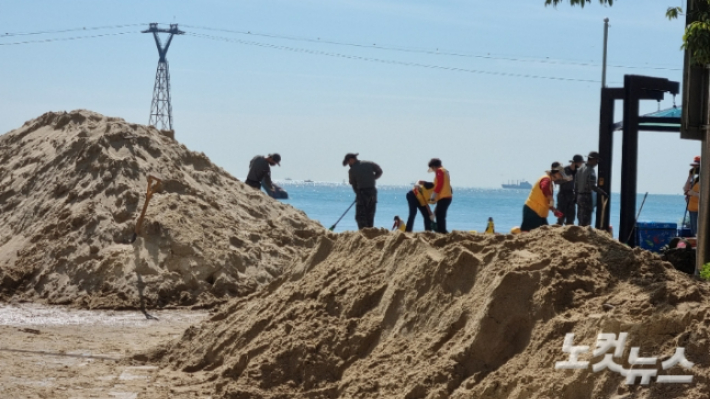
[689,182,700,212]
[525,175,552,218]
[433,167,452,201]
[414,185,435,207]
[485,220,495,234]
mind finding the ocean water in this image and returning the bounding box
[274,181,689,238]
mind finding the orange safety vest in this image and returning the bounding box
[413,184,435,207]
[689,182,700,212]
[525,175,553,218]
[433,167,452,201]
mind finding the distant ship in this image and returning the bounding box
[501,180,532,189]
[304,179,314,183]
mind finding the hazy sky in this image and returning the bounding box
[0,0,697,194]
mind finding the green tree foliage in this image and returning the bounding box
[701,262,710,280]
[545,1,710,65]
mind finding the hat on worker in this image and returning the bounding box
[570,154,584,163]
[427,158,442,172]
[547,162,566,176]
[342,153,359,166]
[268,153,281,166]
[587,151,601,160]
[690,156,701,167]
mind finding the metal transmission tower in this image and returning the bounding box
[142,23,184,131]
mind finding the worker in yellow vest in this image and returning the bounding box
[392,216,406,232]
[521,163,566,232]
[428,158,453,233]
[405,182,436,231]
[684,156,701,235]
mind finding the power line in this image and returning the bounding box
[182,24,682,72]
[185,32,601,83]
[0,31,139,46]
[0,23,683,72]
[0,23,147,37]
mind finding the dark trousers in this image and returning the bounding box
[405,191,431,232]
[435,197,452,233]
[521,204,548,231]
[576,193,593,227]
[556,191,576,225]
[245,179,261,189]
[355,188,377,229]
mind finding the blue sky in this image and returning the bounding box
[0,0,696,194]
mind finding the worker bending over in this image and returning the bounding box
[521,163,566,232]
[245,153,281,192]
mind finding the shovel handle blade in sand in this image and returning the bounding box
[130,175,162,243]
[329,200,356,231]
[598,196,609,231]
[625,192,649,245]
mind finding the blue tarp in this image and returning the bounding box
[613,107,681,131]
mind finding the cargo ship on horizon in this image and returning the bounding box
[501,180,532,189]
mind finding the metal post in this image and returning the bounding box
[602,18,610,88]
[697,66,710,275]
[596,88,622,231]
[619,75,640,246]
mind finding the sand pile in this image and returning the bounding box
[149,226,710,398]
[0,110,322,308]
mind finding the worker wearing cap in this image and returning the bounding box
[574,151,608,227]
[556,155,584,225]
[428,158,452,233]
[521,163,566,231]
[343,153,383,229]
[246,153,281,192]
[684,156,701,235]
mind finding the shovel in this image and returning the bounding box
[130,175,162,243]
[329,200,356,231]
[599,196,609,232]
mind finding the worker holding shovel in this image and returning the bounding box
[343,153,383,230]
[405,181,437,232]
[521,163,566,232]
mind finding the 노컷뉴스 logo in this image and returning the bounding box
[555,333,694,385]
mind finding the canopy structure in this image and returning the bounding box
[612,106,681,132]
[597,75,680,247]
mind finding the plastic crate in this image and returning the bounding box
[677,227,693,238]
[636,222,677,253]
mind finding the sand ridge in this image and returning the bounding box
[145,226,710,398]
[0,110,322,308]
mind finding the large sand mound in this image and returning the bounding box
[149,226,710,398]
[0,110,322,308]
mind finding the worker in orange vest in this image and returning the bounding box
[521,163,566,232]
[427,158,453,234]
[684,156,701,236]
